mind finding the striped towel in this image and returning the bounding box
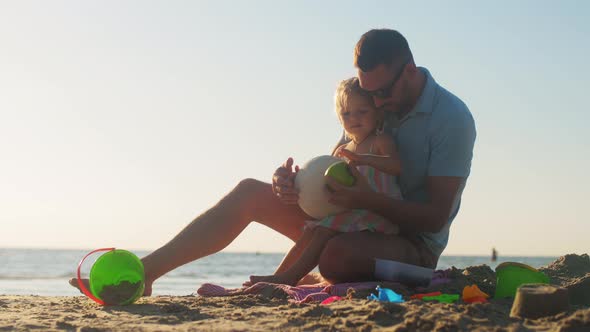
[198,281,396,304]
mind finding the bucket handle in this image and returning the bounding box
[77,247,115,305]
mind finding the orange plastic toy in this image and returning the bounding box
[463,285,489,303]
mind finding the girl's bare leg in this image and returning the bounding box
[244,226,315,286]
[274,227,314,274]
[249,227,338,286]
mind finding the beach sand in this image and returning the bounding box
[1,254,589,331]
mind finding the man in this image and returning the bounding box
[71,29,475,294]
[322,29,476,280]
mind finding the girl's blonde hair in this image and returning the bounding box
[334,77,384,138]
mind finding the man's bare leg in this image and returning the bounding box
[70,179,308,295]
[141,179,309,294]
[249,227,337,286]
[317,232,438,284]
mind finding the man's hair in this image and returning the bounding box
[354,29,413,72]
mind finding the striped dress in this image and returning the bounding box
[306,165,402,235]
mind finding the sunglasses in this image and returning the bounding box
[365,60,409,99]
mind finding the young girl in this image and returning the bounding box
[247,77,402,286]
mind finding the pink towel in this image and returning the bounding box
[196,269,452,304]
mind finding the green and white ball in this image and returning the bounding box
[294,155,348,219]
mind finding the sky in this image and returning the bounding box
[1,1,588,256]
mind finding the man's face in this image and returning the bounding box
[358,62,409,113]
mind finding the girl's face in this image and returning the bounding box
[339,96,380,142]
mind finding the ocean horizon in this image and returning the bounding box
[0,248,558,296]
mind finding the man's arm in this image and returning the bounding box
[360,176,463,234]
[325,172,463,234]
[372,103,476,234]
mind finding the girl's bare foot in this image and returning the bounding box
[296,272,326,285]
[243,272,325,287]
[247,274,298,286]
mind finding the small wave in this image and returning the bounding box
[169,272,204,278]
[0,274,73,280]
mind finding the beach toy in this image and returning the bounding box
[77,248,145,306]
[494,262,549,299]
[410,291,442,300]
[324,161,355,186]
[367,286,404,303]
[294,155,349,219]
[320,296,343,305]
[509,284,569,319]
[462,285,489,303]
[422,294,459,304]
[464,296,488,304]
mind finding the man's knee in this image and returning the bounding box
[317,235,349,282]
[318,233,375,283]
[235,178,265,193]
[230,178,268,202]
[228,178,272,217]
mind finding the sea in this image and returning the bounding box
[0,248,558,296]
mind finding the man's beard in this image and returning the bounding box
[379,84,412,114]
[379,97,412,114]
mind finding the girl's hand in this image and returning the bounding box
[324,162,373,209]
[333,145,346,158]
[337,149,367,165]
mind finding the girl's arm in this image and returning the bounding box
[339,135,402,175]
[332,142,350,157]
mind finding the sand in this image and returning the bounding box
[1,254,589,331]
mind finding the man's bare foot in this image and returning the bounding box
[68,278,153,296]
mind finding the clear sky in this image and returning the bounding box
[1,1,588,256]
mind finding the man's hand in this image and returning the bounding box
[324,163,373,209]
[272,157,300,205]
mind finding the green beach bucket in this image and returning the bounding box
[494,262,549,299]
[77,248,145,306]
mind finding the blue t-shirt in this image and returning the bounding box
[337,68,476,256]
